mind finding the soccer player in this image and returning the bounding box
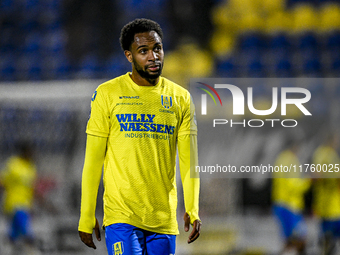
[78,18,201,255]
[272,138,311,255]
[312,134,340,255]
[0,141,37,251]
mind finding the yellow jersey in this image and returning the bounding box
[85,73,197,235]
[312,145,340,219]
[272,150,311,212]
[0,156,37,214]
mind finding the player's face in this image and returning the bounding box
[126,31,164,80]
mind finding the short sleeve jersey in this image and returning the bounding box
[86,73,197,235]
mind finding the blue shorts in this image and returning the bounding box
[9,210,33,241]
[105,223,176,255]
[321,219,340,237]
[273,205,307,239]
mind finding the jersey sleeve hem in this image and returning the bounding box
[78,225,94,234]
[178,130,197,136]
[86,129,109,138]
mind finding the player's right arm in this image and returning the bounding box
[78,134,106,249]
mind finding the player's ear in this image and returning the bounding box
[124,50,133,63]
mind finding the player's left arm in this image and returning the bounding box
[178,133,201,243]
[177,92,201,243]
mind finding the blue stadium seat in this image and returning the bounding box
[23,0,40,9]
[296,32,319,50]
[41,54,72,80]
[40,10,60,31]
[22,32,42,54]
[27,57,42,80]
[270,34,292,51]
[104,54,130,78]
[331,53,340,75]
[43,0,60,10]
[216,57,237,77]
[16,54,42,80]
[240,49,266,77]
[0,22,17,53]
[55,56,72,80]
[239,33,266,52]
[287,0,317,7]
[247,58,265,77]
[42,29,66,54]
[318,0,340,4]
[117,0,167,21]
[325,31,340,50]
[40,54,70,80]
[303,55,322,76]
[0,54,17,81]
[19,0,42,32]
[0,0,15,13]
[275,57,293,77]
[78,54,102,79]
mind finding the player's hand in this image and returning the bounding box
[183,212,201,244]
[79,218,101,249]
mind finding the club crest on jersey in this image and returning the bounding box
[113,241,124,255]
[161,95,173,109]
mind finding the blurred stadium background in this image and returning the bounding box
[1,0,340,254]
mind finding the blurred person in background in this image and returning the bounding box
[78,18,201,255]
[0,141,40,255]
[312,133,340,255]
[272,138,311,255]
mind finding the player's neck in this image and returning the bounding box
[129,72,159,86]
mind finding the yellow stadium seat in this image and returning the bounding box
[228,0,261,16]
[210,27,236,57]
[319,3,340,32]
[261,0,285,15]
[266,11,293,34]
[238,12,266,32]
[211,5,239,34]
[292,4,318,33]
